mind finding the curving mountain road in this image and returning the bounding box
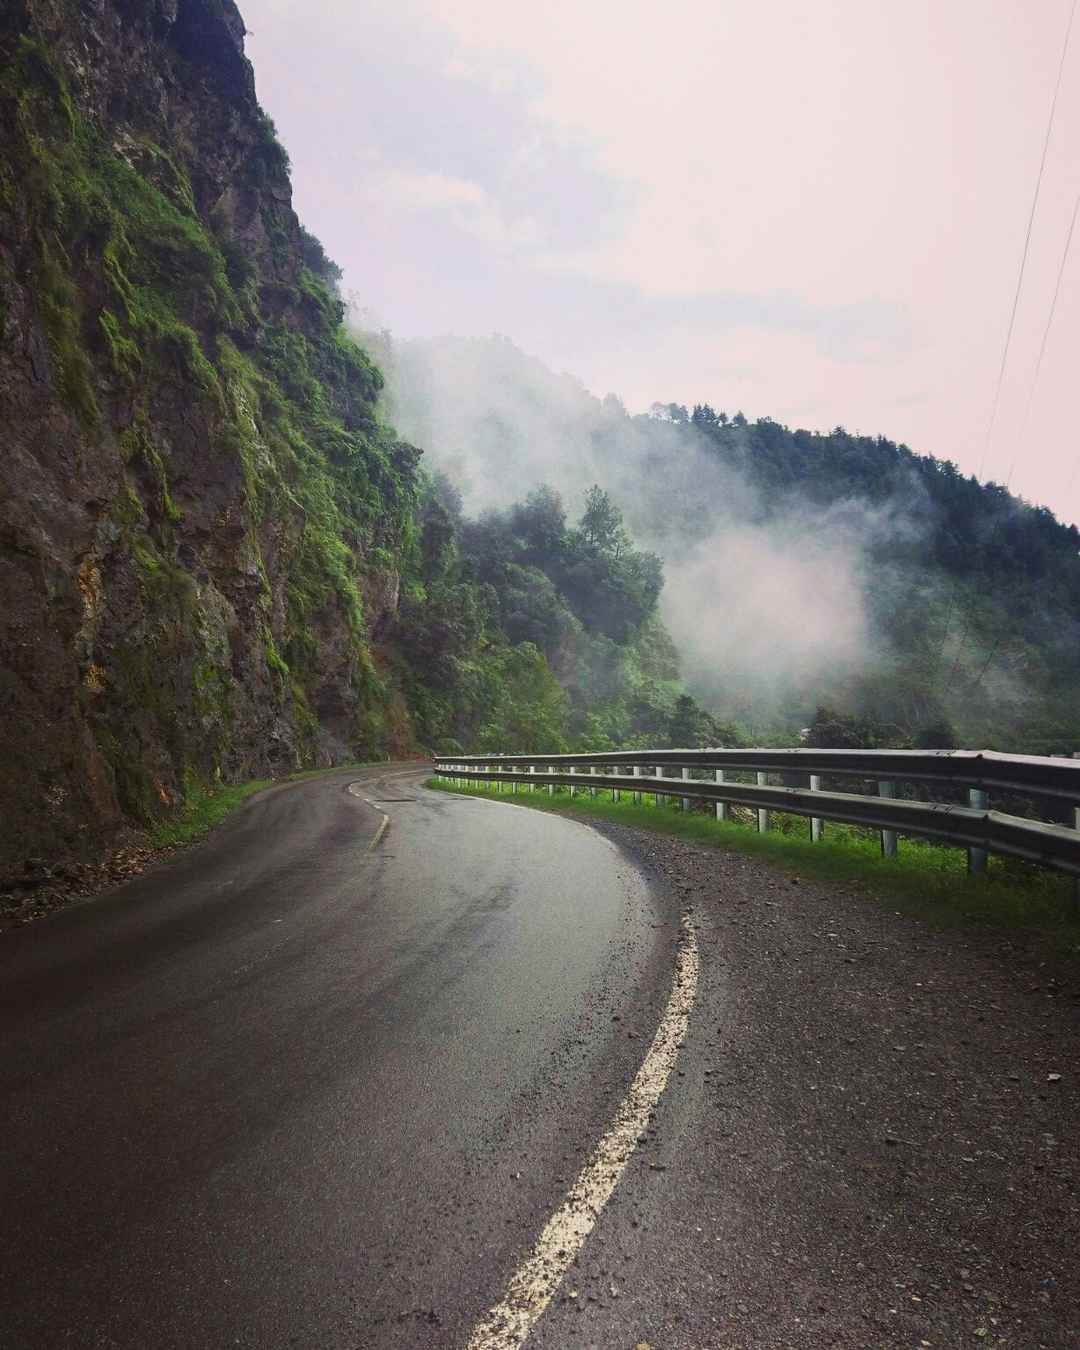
[0,766,686,1349]
[5,766,1078,1349]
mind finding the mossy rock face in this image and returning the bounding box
[0,0,420,871]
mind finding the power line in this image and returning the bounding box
[1007,181,1080,486]
[976,0,1076,483]
[952,179,1080,701]
[936,0,1078,700]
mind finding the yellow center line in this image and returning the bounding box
[466,912,700,1349]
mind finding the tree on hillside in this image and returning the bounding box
[804,706,906,750]
[561,491,663,642]
[668,694,710,747]
[510,486,566,563]
[691,403,718,428]
[579,485,626,554]
[667,693,741,748]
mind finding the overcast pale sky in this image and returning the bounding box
[243,0,1080,525]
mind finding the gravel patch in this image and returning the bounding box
[0,845,161,930]
[536,819,1080,1350]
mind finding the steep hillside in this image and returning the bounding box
[0,0,419,871]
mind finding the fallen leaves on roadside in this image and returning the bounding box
[1,844,163,929]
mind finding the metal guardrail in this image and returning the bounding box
[432,749,1080,880]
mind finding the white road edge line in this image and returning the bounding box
[347,783,390,852]
[466,911,700,1350]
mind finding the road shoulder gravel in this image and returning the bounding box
[529,819,1080,1350]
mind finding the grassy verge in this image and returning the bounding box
[429,778,1080,947]
[148,761,383,848]
[148,779,274,847]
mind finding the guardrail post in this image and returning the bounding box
[590,765,597,798]
[612,765,620,803]
[1074,797,1080,915]
[633,764,642,805]
[548,764,555,797]
[715,767,727,822]
[654,765,663,809]
[529,764,536,793]
[756,771,770,832]
[681,765,691,812]
[809,774,822,841]
[1073,753,1080,915]
[879,781,898,857]
[968,788,988,874]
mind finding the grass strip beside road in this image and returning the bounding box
[149,761,385,848]
[5,763,392,929]
[148,779,274,848]
[429,777,1080,949]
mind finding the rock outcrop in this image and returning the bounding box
[0,0,418,871]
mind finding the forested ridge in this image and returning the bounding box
[379,334,1080,757]
[650,402,1080,751]
[393,401,1080,757]
[678,401,1079,612]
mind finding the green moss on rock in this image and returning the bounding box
[0,1,430,869]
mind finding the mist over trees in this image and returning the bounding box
[363,329,1080,754]
[396,473,731,754]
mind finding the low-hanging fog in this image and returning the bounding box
[359,326,933,731]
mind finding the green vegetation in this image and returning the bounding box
[147,760,387,848]
[5,38,235,403]
[397,474,731,753]
[148,778,273,848]
[430,777,1080,944]
[0,19,427,833]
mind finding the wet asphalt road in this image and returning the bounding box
[0,767,682,1348]
[5,769,1079,1349]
